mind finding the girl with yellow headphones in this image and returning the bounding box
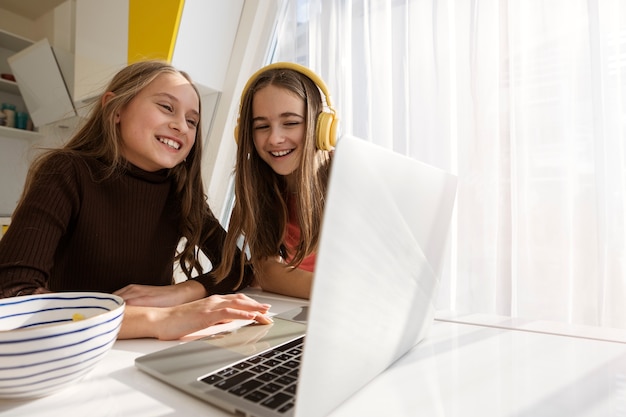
[214,62,338,299]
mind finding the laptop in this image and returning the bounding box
[135,135,458,417]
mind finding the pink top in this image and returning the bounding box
[284,197,316,272]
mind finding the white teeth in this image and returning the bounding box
[158,137,180,150]
[271,150,292,157]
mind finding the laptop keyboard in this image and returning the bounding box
[201,336,304,414]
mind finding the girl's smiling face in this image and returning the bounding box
[115,72,200,172]
[252,85,306,181]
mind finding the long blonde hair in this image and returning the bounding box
[20,60,218,279]
[215,66,333,287]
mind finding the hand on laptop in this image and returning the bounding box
[118,293,273,340]
[156,294,274,340]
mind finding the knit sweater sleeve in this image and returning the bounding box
[0,154,80,297]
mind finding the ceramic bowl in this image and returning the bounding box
[0,292,125,398]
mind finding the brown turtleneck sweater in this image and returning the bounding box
[0,153,250,297]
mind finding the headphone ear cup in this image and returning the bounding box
[316,112,337,151]
[234,116,242,144]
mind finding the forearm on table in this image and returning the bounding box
[173,279,207,302]
[256,259,312,300]
[117,305,162,339]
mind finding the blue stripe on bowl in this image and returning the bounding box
[3,305,112,327]
[0,323,121,371]
[0,294,123,311]
[2,360,97,393]
[0,309,123,345]
[14,305,112,328]
[0,294,122,318]
[0,347,109,382]
[0,311,123,357]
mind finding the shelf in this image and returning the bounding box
[0,29,32,96]
[0,78,20,95]
[0,29,37,142]
[0,125,41,140]
[0,29,33,51]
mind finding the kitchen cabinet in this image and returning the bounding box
[8,38,77,128]
[0,29,42,140]
[0,28,44,216]
[2,0,129,128]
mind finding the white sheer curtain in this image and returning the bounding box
[271,0,626,328]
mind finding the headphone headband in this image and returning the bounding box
[240,62,334,110]
[235,62,338,151]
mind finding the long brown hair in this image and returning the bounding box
[215,65,333,286]
[19,60,218,279]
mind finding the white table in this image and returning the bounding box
[2,291,626,416]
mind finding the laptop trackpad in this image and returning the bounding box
[135,317,306,385]
[274,306,309,324]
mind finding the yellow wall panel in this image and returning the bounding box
[128,0,185,63]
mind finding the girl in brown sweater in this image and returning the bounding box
[0,60,271,339]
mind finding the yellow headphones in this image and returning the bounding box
[234,62,338,151]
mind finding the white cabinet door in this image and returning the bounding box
[8,38,76,127]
